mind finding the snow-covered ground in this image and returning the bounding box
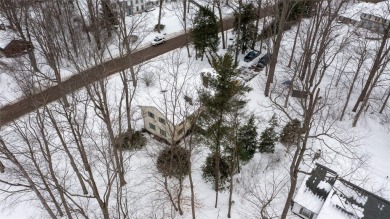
[1,1,390,218]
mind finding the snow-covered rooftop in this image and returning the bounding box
[293,164,338,213]
[295,163,390,219]
[340,1,390,21]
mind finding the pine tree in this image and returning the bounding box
[192,6,219,59]
[198,53,251,206]
[280,119,301,146]
[237,115,258,162]
[101,0,118,36]
[259,114,279,153]
[201,153,230,190]
[234,3,257,53]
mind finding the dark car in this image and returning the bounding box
[257,53,272,68]
[244,50,260,62]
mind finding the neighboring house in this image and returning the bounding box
[361,0,386,3]
[360,13,390,34]
[114,0,146,16]
[127,0,146,15]
[140,68,235,144]
[292,163,390,219]
[139,105,200,144]
[0,40,34,58]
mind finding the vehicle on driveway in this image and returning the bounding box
[257,53,272,68]
[145,7,155,12]
[152,35,165,46]
[244,50,260,62]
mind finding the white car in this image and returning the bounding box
[152,35,165,46]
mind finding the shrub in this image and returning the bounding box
[142,72,155,87]
[114,130,146,151]
[237,115,258,162]
[154,24,165,31]
[202,153,230,190]
[259,127,278,153]
[157,146,190,178]
[259,114,279,153]
[280,119,301,146]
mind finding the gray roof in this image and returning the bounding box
[306,164,338,200]
[334,178,390,219]
[299,163,390,218]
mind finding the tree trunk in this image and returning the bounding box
[379,88,390,114]
[234,0,242,66]
[36,111,74,219]
[227,113,239,218]
[252,0,262,50]
[157,0,163,33]
[216,1,225,49]
[0,140,57,219]
[281,89,321,219]
[340,55,364,121]
[353,66,384,127]
[288,20,301,68]
[177,177,184,215]
[46,107,88,195]
[352,28,390,112]
[264,1,289,96]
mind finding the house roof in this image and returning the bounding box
[293,163,338,213]
[294,163,390,218]
[1,40,33,57]
[339,2,390,21]
[306,164,338,200]
[317,178,390,219]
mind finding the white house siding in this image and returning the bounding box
[140,106,173,141]
[139,106,198,143]
[128,0,146,14]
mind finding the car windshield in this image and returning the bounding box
[248,52,255,57]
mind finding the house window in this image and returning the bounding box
[299,207,313,219]
[160,129,167,137]
[149,123,156,131]
[136,0,138,4]
[141,5,144,10]
[141,0,143,2]
[148,111,155,119]
[158,117,166,125]
[136,6,139,11]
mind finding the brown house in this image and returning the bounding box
[0,40,34,58]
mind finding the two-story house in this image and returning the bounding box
[139,105,200,144]
[115,0,146,16]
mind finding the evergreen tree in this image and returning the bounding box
[101,0,118,36]
[280,119,301,146]
[234,3,257,53]
[259,114,279,153]
[201,153,230,190]
[198,53,251,206]
[192,6,219,59]
[237,115,258,162]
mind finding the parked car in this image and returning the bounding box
[151,35,165,46]
[145,7,156,12]
[244,50,260,62]
[257,53,272,68]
